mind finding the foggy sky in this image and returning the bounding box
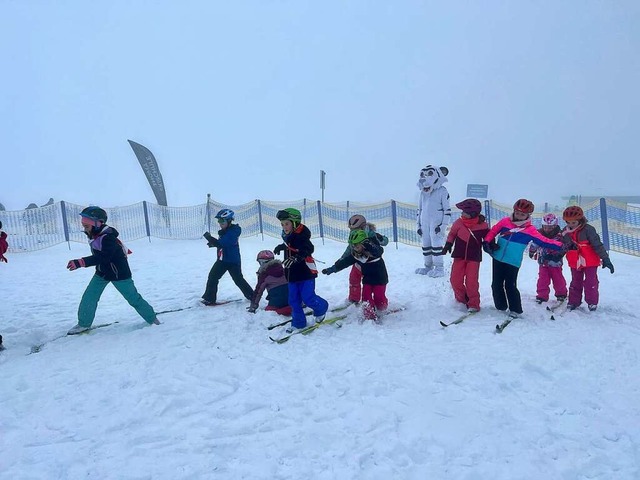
[1,1,638,211]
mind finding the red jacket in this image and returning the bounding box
[446,216,489,262]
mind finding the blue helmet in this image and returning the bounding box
[215,209,234,221]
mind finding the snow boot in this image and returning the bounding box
[427,266,445,278]
[67,324,90,335]
[588,304,597,312]
[415,267,432,275]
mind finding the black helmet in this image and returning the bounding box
[80,206,107,223]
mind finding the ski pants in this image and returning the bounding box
[568,266,599,307]
[348,264,363,303]
[536,265,568,301]
[288,279,328,328]
[78,275,157,328]
[265,305,293,316]
[362,284,388,320]
[450,259,481,310]
[420,228,446,269]
[491,259,522,314]
[203,260,254,303]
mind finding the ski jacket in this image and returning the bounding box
[0,230,8,261]
[416,186,451,233]
[529,226,566,267]
[213,224,243,264]
[446,215,489,262]
[250,259,289,309]
[275,224,317,283]
[484,216,562,268]
[81,225,132,281]
[562,223,609,270]
[333,240,388,285]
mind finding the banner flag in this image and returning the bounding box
[127,140,168,206]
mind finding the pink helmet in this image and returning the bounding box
[542,213,558,226]
[256,250,275,262]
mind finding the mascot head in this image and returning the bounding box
[417,165,449,193]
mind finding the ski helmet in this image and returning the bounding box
[455,199,482,217]
[348,214,367,230]
[513,199,535,214]
[542,213,558,226]
[348,229,368,246]
[80,206,107,224]
[563,206,584,222]
[256,250,275,262]
[215,209,234,221]
[276,208,302,225]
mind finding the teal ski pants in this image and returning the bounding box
[78,275,157,328]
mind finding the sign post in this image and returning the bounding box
[320,170,326,203]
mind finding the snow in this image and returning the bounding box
[1,236,639,479]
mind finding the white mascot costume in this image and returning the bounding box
[415,165,451,277]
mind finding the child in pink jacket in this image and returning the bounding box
[528,213,568,304]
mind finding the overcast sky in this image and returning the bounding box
[1,1,638,211]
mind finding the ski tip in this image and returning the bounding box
[439,321,448,328]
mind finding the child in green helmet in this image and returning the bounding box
[273,208,328,332]
[322,229,389,321]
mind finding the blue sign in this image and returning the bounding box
[466,184,489,198]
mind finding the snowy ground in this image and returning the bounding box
[1,236,639,479]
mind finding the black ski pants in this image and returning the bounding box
[491,259,523,314]
[203,261,254,303]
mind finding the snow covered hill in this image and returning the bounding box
[1,237,639,479]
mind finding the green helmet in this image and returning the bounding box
[348,229,368,245]
[276,208,302,225]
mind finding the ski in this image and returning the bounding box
[440,310,477,328]
[29,321,120,355]
[157,298,242,315]
[495,315,516,333]
[546,299,566,320]
[269,314,348,344]
[266,310,314,330]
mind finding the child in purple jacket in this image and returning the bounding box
[528,213,568,304]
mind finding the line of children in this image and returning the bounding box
[323,229,389,321]
[273,208,328,333]
[66,206,160,335]
[482,199,564,318]
[442,199,489,313]
[202,209,254,306]
[528,213,568,304]
[561,206,614,311]
[341,214,389,305]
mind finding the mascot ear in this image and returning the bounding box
[440,167,449,176]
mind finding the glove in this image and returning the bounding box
[322,266,336,275]
[0,254,7,263]
[283,255,302,268]
[246,306,257,314]
[528,250,537,260]
[417,228,422,237]
[274,244,285,255]
[602,258,614,274]
[203,232,219,248]
[434,225,441,234]
[482,241,499,254]
[67,258,85,271]
[442,242,453,255]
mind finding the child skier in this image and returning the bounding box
[202,209,254,305]
[483,199,563,318]
[274,208,328,332]
[528,213,568,304]
[66,206,160,335]
[442,199,489,313]
[247,250,292,316]
[0,220,8,263]
[415,165,451,277]
[561,206,614,311]
[323,229,389,321]
[339,214,389,305]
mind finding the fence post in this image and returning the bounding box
[257,199,264,241]
[600,197,610,251]
[317,200,324,244]
[206,194,212,233]
[142,201,151,242]
[484,200,491,226]
[60,200,71,249]
[391,200,398,246]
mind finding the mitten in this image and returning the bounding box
[442,242,453,255]
[528,250,537,260]
[322,266,336,275]
[417,228,423,236]
[67,258,85,271]
[602,258,614,274]
[482,241,499,254]
[434,225,441,234]
[274,244,285,255]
